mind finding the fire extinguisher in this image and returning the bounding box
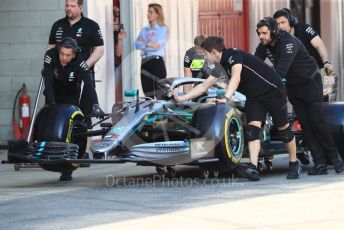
[19,84,31,139]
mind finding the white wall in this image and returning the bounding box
[86,0,115,113]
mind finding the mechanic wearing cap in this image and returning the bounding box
[47,0,104,119]
[273,8,333,76]
[42,37,104,181]
[255,17,344,175]
[42,37,105,118]
[173,36,301,181]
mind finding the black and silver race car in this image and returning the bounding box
[7,77,344,179]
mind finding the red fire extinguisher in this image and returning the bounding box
[19,84,31,139]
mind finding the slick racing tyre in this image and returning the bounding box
[220,108,244,168]
[33,104,85,173]
[192,104,244,170]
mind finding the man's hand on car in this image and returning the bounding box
[171,91,183,103]
[91,104,105,119]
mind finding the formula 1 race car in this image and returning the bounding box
[7,77,344,180]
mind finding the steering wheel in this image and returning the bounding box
[158,77,210,102]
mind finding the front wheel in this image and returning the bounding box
[33,104,85,173]
[192,104,244,171]
[218,108,244,169]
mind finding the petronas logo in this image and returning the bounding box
[69,72,75,81]
[77,28,83,37]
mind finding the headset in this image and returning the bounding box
[57,37,81,53]
[278,8,297,27]
[256,17,279,39]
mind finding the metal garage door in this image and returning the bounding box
[198,0,249,51]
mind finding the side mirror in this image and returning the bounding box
[216,89,226,96]
[124,89,139,97]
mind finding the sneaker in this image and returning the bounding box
[60,171,73,181]
[331,154,344,174]
[297,152,310,165]
[287,161,302,179]
[308,164,328,175]
[234,163,260,181]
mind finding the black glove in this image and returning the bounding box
[91,104,105,118]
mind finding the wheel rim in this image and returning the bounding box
[227,117,242,157]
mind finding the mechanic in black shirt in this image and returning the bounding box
[183,35,207,92]
[273,8,333,75]
[273,9,334,163]
[42,37,103,111]
[47,0,104,67]
[183,35,227,92]
[255,17,344,175]
[173,36,301,181]
[47,0,104,120]
[184,35,207,79]
[42,37,105,181]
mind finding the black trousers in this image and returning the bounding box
[286,73,337,164]
[140,56,166,99]
[79,69,96,117]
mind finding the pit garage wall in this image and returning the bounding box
[120,0,198,95]
[0,0,65,143]
[85,0,115,113]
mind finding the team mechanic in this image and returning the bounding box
[173,36,301,181]
[184,35,208,79]
[47,0,104,119]
[255,17,344,175]
[42,37,105,181]
[183,35,227,92]
[273,8,334,75]
[273,8,334,165]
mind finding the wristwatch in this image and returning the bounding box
[323,61,330,65]
[223,96,231,102]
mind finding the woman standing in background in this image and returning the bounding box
[135,3,168,99]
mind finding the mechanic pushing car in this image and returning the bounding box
[273,9,334,164]
[255,17,344,175]
[172,36,301,181]
[42,37,105,181]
